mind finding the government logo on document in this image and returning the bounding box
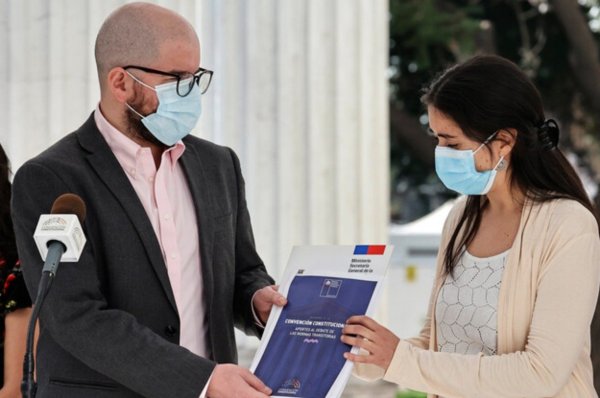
[277,377,302,395]
[353,245,386,255]
[320,279,342,298]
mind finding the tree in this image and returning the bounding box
[390,0,600,390]
[389,0,482,221]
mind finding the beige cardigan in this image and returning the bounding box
[356,197,600,397]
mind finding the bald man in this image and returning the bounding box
[11,3,285,398]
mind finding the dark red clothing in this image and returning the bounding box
[0,254,31,386]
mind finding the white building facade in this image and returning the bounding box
[0,0,389,279]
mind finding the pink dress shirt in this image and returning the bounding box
[94,107,208,361]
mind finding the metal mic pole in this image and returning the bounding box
[22,243,64,398]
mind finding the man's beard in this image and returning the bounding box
[126,109,166,147]
[125,105,168,148]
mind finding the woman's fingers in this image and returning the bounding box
[342,324,377,341]
[343,350,374,363]
[342,315,401,370]
[340,334,376,353]
[345,315,380,330]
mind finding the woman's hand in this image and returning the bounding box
[341,315,400,370]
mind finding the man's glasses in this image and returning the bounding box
[123,65,214,97]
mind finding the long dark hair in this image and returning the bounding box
[0,144,16,265]
[422,55,599,275]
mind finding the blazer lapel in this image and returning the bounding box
[179,144,215,312]
[77,114,178,314]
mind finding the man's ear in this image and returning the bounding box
[106,67,132,104]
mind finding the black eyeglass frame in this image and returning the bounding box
[123,65,214,96]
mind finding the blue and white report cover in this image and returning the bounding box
[251,245,393,398]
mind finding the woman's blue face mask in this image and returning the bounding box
[434,131,504,195]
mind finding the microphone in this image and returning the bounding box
[23,193,87,398]
[33,193,87,275]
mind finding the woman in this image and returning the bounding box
[342,55,600,397]
[0,144,32,398]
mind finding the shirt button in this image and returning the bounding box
[164,214,170,220]
[170,254,176,259]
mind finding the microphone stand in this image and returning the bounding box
[22,243,63,398]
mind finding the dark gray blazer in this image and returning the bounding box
[11,113,274,398]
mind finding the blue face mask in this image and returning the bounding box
[434,132,504,195]
[126,72,202,146]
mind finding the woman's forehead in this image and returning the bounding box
[427,106,462,136]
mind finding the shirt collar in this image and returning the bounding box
[94,104,186,176]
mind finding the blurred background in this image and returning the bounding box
[2,0,600,397]
[389,0,600,222]
[390,1,600,395]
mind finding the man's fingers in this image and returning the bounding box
[264,285,287,306]
[242,385,270,398]
[248,391,270,398]
[241,370,272,395]
[208,364,272,398]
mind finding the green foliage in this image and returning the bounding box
[396,389,427,398]
[390,0,483,220]
[389,0,600,222]
[389,0,482,113]
[391,0,481,70]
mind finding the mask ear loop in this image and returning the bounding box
[473,130,499,154]
[125,70,157,92]
[124,70,156,119]
[473,130,506,171]
[125,103,147,119]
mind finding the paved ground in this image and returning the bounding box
[238,346,399,397]
[342,377,398,398]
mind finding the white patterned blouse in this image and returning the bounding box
[435,248,510,357]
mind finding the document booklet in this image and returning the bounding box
[251,245,393,398]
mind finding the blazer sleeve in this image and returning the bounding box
[381,211,600,397]
[12,161,215,398]
[228,148,275,337]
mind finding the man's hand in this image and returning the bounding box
[252,285,287,324]
[207,364,271,398]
